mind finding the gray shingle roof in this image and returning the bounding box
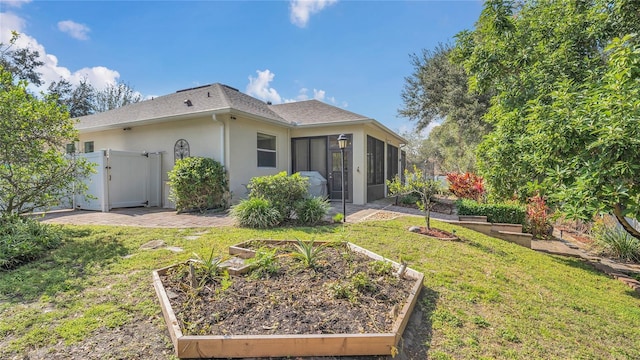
[269,100,370,125]
[76,84,392,139]
[76,83,288,130]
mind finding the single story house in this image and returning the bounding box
[73,83,406,211]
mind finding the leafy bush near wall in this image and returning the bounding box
[168,157,229,213]
[247,172,309,221]
[457,198,526,225]
[232,172,330,228]
[0,215,63,270]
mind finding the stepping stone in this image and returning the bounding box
[184,236,200,240]
[165,246,184,253]
[140,240,165,250]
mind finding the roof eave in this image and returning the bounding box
[77,108,232,133]
[294,118,407,143]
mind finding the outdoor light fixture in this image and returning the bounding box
[337,133,348,223]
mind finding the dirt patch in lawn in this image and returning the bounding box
[160,242,416,337]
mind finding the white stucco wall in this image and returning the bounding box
[225,117,290,202]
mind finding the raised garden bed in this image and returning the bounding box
[153,240,424,358]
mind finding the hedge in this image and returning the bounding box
[456,199,526,225]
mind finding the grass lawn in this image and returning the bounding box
[1,217,639,359]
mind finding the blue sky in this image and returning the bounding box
[0,0,482,134]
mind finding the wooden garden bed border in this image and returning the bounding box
[152,240,424,358]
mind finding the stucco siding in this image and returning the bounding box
[226,117,290,202]
[79,116,222,183]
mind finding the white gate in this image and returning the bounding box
[75,150,162,212]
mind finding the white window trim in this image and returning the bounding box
[257,132,277,168]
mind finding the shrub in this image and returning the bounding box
[168,157,229,213]
[526,194,552,238]
[456,199,526,225]
[592,216,640,263]
[230,197,281,228]
[0,215,63,270]
[446,172,485,201]
[295,197,330,225]
[247,172,309,221]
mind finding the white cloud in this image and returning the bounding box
[289,0,337,28]
[1,12,120,91]
[57,20,90,40]
[246,69,282,104]
[0,0,31,8]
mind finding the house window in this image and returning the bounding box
[66,143,75,154]
[257,133,276,167]
[84,141,94,153]
[367,136,385,185]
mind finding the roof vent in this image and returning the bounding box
[184,99,193,106]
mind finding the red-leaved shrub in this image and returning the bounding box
[526,194,551,238]
[446,172,485,201]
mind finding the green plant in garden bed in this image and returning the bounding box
[289,238,325,269]
[1,220,640,359]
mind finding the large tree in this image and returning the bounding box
[0,31,44,86]
[399,43,492,173]
[458,0,640,238]
[93,81,141,113]
[0,66,93,214]
[48,78,96,117]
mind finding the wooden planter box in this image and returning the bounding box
[153,240,424,358]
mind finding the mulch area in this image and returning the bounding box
[160,242,416,336]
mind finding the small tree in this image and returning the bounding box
[387,165,442,230]
[0,66,93,215]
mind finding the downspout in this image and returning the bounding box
[212,113,225,166]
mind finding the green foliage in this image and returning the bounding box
[351,271,375,292]
[457,199,526,225]
[168,157,229,213]
[0,215,63,270]
[247,247,280,278]
[289,239,325,269]
[0,66,93,215]
[328,281,356,302]
[592,216,640,263]
[387,165,442,229]
[230,197,281,228]
[399,43,492,173]
[191,248,224,284]
[370,260,393,276]
[456,0,640,241]
[248,172,309,220]
[234,172,330,228]
[399,193,420,206]
[332,213,344,223]
[294,196,330,225]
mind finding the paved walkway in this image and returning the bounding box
[37,200,639,293]
[37,198,456,228]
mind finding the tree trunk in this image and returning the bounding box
[425,208,431,230]
[613,203,640,241]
